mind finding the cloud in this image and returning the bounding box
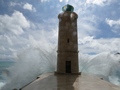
[106,18,120,35]
[59,0,63,2]
[79,37,120,54]
[9,2,22,7]
[0,11,30,35]
[85,0,118,6]
[86,0,107,6]
[23,3,36,12]
[0,46,6,52]
[77,15,100,38]
[78,21,98,37]
[41,0,69,3]
[64,0,69,3]
[0,0,120,63]
[0,9,57,61]
[40,0,50,2]
[106,18,120,27]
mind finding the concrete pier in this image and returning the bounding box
[21,73,120,90]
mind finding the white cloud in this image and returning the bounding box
[0,11,58,61]
[79,37,120,54]
[78,22,98,35]
[58,0,70,3]
[9,2,18,6]
[1,0,120,63]
[86,0,107,6]
[0,11,30,35]
[0,46,5,51]
[106,18,120,34]
[65,0,69,3]
[106,18,120,27]
[59,0,63,2]
[23,3,36,12]
[40,0,50,2]
[42,0,69,3]
[9,2,22,7]
[86,0,117,6]
[77,15,100,38]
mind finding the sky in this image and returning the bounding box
[0,0,120,61]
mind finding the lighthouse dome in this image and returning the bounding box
[62,4,74,12]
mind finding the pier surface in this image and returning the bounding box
[21,73,120,90]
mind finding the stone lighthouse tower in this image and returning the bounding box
[56,4,80,74]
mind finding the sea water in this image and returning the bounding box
[0,61,14,89]
[0,46,120,90]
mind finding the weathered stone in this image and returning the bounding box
[57,5,80,74]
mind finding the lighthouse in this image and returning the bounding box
[56,4,80,74]
[21,5,120,90]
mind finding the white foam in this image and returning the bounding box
[0,82,6,89]
[1,50,120,90]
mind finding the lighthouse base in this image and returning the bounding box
[54,71,81,75]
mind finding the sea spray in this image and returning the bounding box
[80,52,120,85]
[0,82,5,89]
[109,63,120,86]
[1,46,57,90]
[81,52,115,76]
[1,50,120,89]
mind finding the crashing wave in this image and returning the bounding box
[1,49,120,90]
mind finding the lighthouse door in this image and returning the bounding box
[66,61,71,73]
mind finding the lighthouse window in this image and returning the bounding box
[67,39,69,43]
